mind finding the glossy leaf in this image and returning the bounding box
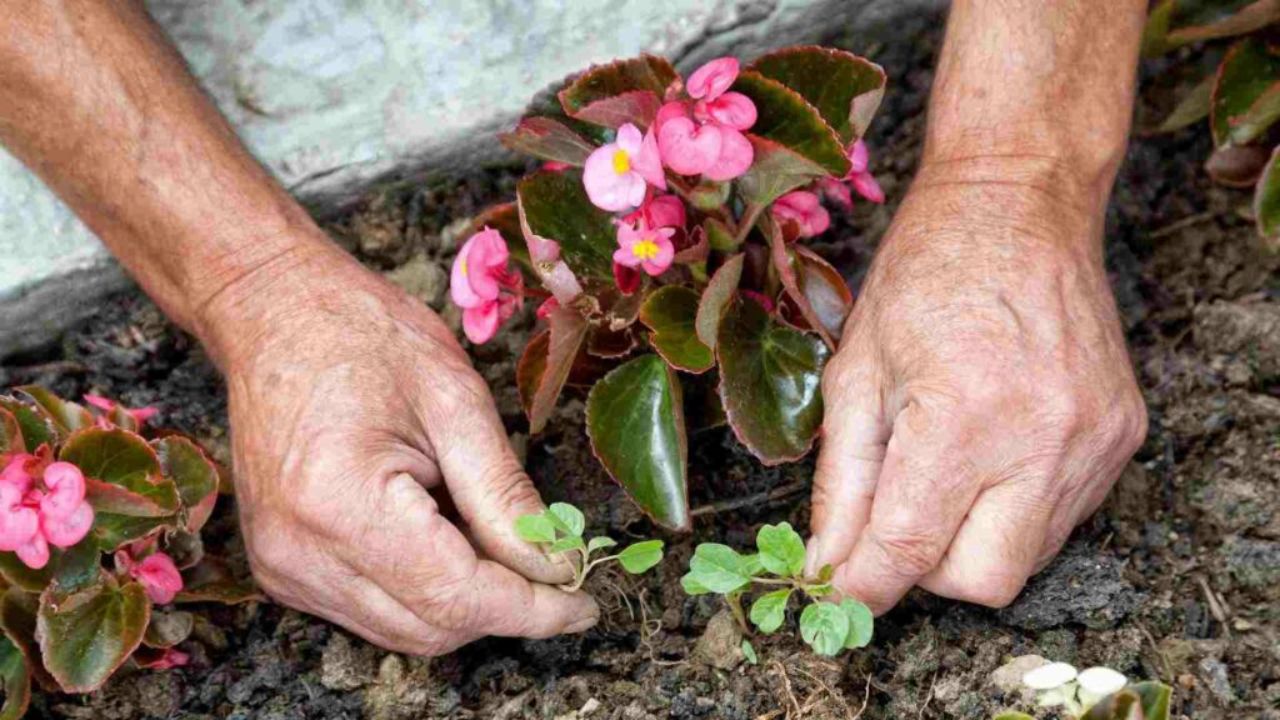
[558,55,677,128]
[0,540,98,595]
[0,636,29,720]
[174,560,262,605]
[518,169,617,279]
[547,502,586,538]
[1143,0,1279,56]
[515,513,556,544]
[37,579,150,693]
[640,286,714,373]
[1258,146,1280,241]
[756,522,806,577]
[143,609,193,649]
[717,297,829,464]
[798,601,848,657]
[0,399,52,452]
[0,409,20,456]
[751,46,886,143]
[731,71,850,177]
[736,135,831,207]
[62,428,178,517]
[684,543,752,594]
[154,436,219,532]
[795,246,854,342]
[749,589,791,633]
[1211,37,1280,147]
[16,387,92,440]
[1205,144,1271,187]
[586,355,689,531]
[764,219,837,350]
[521,307,590,434]
[1154,70,1215,133]
[91,515,174,553]
[499,116,597,166]
[696,254,745,350]
[0,589,53,693]
[1130,681,1173,720]
[840,599,874,649]
[617,539,664,574]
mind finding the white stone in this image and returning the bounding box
[1077,666,1128,696]
[1022,661,1079,690]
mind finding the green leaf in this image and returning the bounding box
[1212,37,1280,147]
[839,599,874,649]
[680,573,712,596]
[0,541,100,595]
[740,553,765,577]
[36,579,149,693]
[173,559,262,606]
[0,589,52,693]
[586,355,690,531]
[517,169,616,279]
[587,537,618,554]
[716,296,829,464]
[0,398,53,452]
[0,636,29,720]
[757,522,806,577]
[16,387,92,440]
[641,286,714,373]
[751,46,886,143]
[992,714,1036,720]
[731,71,850,177]
[695,254,745,350]
[0,554,52,595]
[816,564,834,583]
[558,55,677,128]
[153,436,219,532]
[499,116,597,166]
[740,638,758,665]
[547,502,586,537]
[142,609,193,649]
[0,409,21,457]
[737,135,832,207]
[617,539,664,574]
[515,513,557,544]
[1153,70,1215,133]
[1130,681,1173,720]
[1143,0,1278,56]
[549,535,586,554]
[794,247,853,343]
[749,589,792,633]
[799,601,849,657]
[685,543,752,594]
[1081,689,1141,720]
[91,514,175,553]
[1255,145,1280,242]
[61,428,179,517]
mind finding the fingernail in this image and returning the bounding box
[803,535,824,577]
[565,612,599,634]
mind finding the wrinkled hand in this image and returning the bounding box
[808,164,1147,613]
[204,241,597,654]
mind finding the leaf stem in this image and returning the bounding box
[726,592,750,634]
[732,203,765,247]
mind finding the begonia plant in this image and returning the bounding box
[451,47,887,529]
[1143,1,1280,245]
[0,388,257,719]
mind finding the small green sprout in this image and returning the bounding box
[516,502,664,591]
[681,521,873,658]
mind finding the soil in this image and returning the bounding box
[3,10,1278,720]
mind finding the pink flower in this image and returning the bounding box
[582,123,665,212]
[819,140,885,210]
[0,458,94,570]
[542,161,571,172]
[623,194,686,232]
[117,549,183,604]
[449,227,524,345]
[84,394,159,426]
[137,648,190,670]
[772,191,831,238]
[535,297,560,320]
[655,57,756,182]
[613,223,675,277]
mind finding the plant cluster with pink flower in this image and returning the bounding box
[449,46,886,529]
[0,388,260,716]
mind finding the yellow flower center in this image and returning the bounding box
[631,238,659,260]
[612,149,631,175]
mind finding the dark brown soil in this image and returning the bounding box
[3,10,1277,720]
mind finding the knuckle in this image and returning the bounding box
[483,465,540,513]
[417,568,482,632]
[967,571,1026,608]
[870,526,945,578]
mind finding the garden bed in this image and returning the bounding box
[2,13,1277,720]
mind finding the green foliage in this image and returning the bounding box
[515,503,664,591]
[681,522,874,658]
[0,387,254,706]
[1145,4,1279,247]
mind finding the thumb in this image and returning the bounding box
[806,353,889,576]
[426,376,574,586]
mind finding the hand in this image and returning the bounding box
[203,239,597,654]
[807,161,1147,613]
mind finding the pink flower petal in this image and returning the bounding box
[462,302,502,345]
[535,297,560,320]
[772,191,830,237]
[129,407,159,424]
[138,648,190,670]
[687,57,739,102]
[0,501,39,553]
[706,92,757,131]
[615,123,643,155]
[847,140,870,174]
[583,142,642,211]
[83,394,116,412]
[0,456,32,490]
[631,128,668,190]
[653,101,689,134]
[640,233,675,276]
[818,178,853,211]
[643,195,687,230]
[450,228,507,308]
[41,500,93,548]
[16,534,48,570]
[40,462,86,519]
[133,553,183,605]
[613,262,641,295]
[658,118,722,176]
[702,127,753,181]
[851,172,885,204]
